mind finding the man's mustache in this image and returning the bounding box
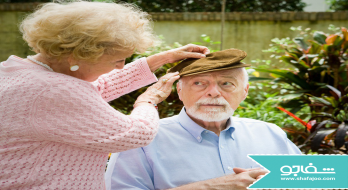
[195,98,229,107]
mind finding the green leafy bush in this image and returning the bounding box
[235,79,311,144]
[257,26,348,154]
[119,0,306,12]
[327,0,348,11]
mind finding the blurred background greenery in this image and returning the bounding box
[1,0,348,12]
[0,0,307,11]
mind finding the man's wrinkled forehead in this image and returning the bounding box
[182,69,240,81]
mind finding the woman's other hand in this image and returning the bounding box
[165,44,210,63]
[134,72,180,108]
[146,44,210,72]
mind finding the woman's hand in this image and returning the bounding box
[165,44,210,63]
[146,44,210,72]
[134,72,180,108]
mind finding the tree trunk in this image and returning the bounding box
[220,0,226,51]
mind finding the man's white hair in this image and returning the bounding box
[241,67,249,88]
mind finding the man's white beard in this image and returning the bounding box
[186,97,234,122]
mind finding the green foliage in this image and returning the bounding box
[257,26,348,154]
[237,86,308,127]
[0,0,306,12]
[326,0,348,11]
[120,0,306,12]
[192,34,221,53]
[235,76,312,144]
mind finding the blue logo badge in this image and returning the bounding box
[248,155,348,189]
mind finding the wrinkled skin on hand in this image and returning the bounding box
[135,72,180,106]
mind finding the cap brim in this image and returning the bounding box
[180,64,251,76]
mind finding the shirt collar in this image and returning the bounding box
[178,107,235,142]
[225,118,235,140]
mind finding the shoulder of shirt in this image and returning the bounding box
[157,115,282,131]
[232,116,273,125]
[151,115,183,136]
[159,115,180,125]
[138,115,180,151]
[232,116,285,133]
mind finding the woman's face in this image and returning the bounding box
[77,51,134,82]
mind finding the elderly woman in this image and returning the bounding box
[0,1,209,189]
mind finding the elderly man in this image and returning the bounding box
[106,49,301,190]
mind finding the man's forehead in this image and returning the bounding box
[184,69,240,79]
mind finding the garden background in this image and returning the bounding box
[0,0,347,154]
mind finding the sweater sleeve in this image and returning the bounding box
[30,82,159,153]
[92,57,158,102]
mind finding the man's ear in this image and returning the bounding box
[176,82,183,102]
[242,83,249,101]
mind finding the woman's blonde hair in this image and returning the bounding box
[20,1,157,61]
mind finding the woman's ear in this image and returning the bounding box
[67,54,77,67]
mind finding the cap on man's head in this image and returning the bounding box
[167,48,250,76]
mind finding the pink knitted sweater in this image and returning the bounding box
[0,56,159,190]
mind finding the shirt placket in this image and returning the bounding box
[218,130,235,175]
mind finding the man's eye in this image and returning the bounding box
[194,81,203,85]
[222,82,233,85]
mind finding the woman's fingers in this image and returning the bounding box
[134,72,180,107]
[139,72,180,104]
[166,44,210,63]
[158,72,179,84]
[160,71,180,81]
[181,52,206,59]
[162,74,180,91]
[158,72,180,92]
[185,44,210,55]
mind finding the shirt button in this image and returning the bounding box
[228,166,233,170]
[197,136,201,140]
[205,131,208,133]
[220,145,224,149]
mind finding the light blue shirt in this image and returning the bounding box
[107,108,301,190]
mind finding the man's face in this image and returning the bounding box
[177,68,249,122]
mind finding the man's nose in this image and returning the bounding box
[206,84,221,98]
